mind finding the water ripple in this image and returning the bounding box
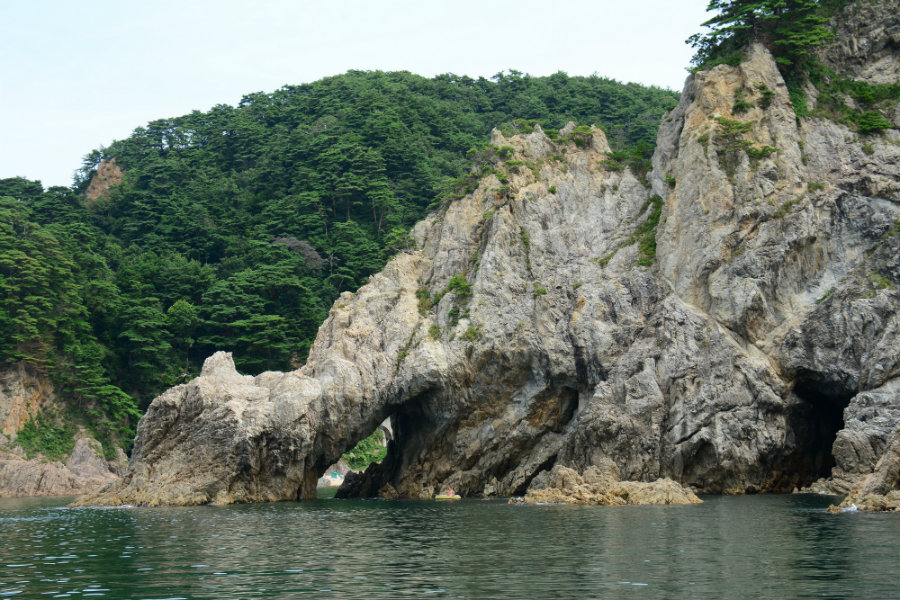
[0,495,897,598]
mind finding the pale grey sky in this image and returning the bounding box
[1,0,710,188]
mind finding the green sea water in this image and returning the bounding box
[1,493,897,599]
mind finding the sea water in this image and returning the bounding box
[1,492,897,599]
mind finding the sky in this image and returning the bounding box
[1,0,710,188]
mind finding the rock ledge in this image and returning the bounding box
[517,463,702,506]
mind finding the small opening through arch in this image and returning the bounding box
[317,417,392,494]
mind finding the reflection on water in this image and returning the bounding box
[1,494,898,599]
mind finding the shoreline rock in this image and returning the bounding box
[1,362,126,499]
[828,424,900,513]
[516,463,702,506]
[0,438,124,499]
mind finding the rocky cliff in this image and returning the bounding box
[0,363,126,498]
[74,20,899,508]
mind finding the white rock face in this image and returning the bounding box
[75,39,899,507]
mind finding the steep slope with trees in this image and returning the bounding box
[688,0,898,133]
[79,71,676,387]
[1,70,677,479]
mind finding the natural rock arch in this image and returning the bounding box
[74,44,900,506]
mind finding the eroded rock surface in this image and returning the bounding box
[0,364,126,498]
[75,30,899,508]
[518,462,701,506]
[829,423,900,512]
[83,159,123,204]
[0,438,124,498]
[819,0,900,87]
[1,363,53,437]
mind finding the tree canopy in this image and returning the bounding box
[75,69,677,387]
[687,0,847,71]
[686,1,899,133]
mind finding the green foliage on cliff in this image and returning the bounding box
[801,62,900,134]
[0,181,140,445]
[447,273,473,296]
[342,428,386,470]
[635,195,664,266]
[689,1,898,132]
[16,413,76,462]
[687,0,845,71]
[712,117,778,177]
[595,195,665,269]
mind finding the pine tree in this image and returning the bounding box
[688,0,836,71]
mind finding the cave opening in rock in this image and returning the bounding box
[783,375,853,489]
[307,414,396,501]
[334,399,437,499]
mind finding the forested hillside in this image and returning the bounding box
[1,69,677,449]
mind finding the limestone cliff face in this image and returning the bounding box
[651,42,900,498]
[75,32,899,507]
[819,0,900,87]
[77,127,664,505]
[0,364,126,498]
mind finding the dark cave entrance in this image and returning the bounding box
[781,374,853,489]
[334,403,426,499]
[334,380,581,499]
